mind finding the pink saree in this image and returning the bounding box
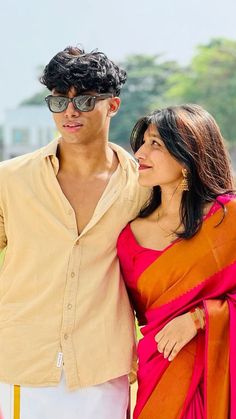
[117,195,236,418]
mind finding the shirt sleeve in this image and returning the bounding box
[117,226,134,286]
[137,185,151,213]
[0,204,7,251]
[0,176,7,251]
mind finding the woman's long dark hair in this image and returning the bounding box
[130,104,235,239]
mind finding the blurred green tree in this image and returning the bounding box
[21,90,47,106]
[110,55,179,146]
[166,38,236,142]
[20,66,47,106]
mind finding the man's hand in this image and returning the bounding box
[154,312,197,361]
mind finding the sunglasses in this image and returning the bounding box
[45,93,113,113]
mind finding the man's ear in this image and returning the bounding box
[108,97,121,117]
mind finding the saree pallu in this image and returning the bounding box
[118,195,236,418]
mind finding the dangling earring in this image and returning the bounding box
[180,168,189,191]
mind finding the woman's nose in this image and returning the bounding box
[135,145,146,161]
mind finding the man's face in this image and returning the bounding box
[50,87,120,145]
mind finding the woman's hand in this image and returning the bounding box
[154,312,197,362]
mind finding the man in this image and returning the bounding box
[0,46,148,418]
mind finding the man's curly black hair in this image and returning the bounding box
[40,46,127,96]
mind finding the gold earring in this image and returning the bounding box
[180,168,189,191]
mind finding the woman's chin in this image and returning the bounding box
[138,179,156,188]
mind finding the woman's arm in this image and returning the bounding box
[155,307,205,361]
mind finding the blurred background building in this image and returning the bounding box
[2,106,55,160]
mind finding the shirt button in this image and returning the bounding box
[67,303,72,310]
[64,334,69,340]
[71,272,75,278]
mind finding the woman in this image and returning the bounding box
[117,104,236,418]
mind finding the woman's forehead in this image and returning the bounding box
[145,124,161,138]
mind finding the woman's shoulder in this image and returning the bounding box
[117,223,132,250]
[117,219,146,254]
[217,193,236,212]
[217,193,236,205]
[117,223,137,264]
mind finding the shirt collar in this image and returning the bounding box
[41,138,60,159]
[108,142,135,170]
[40,138,135,173]
[40,138,60,174]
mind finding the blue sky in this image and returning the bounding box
[1,0,236,122]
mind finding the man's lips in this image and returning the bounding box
[62,122,83,132]
[63,122,83,128]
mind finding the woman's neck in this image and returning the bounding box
[158,186,183,217]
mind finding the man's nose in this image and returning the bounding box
[65,101,80,116]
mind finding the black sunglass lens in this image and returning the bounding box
[74,96,95,111]
[49,97,69,112]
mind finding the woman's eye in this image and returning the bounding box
[152,140,161,147]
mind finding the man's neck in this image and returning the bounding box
[57,137,116,177]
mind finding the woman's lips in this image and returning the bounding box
[139,164,152,170]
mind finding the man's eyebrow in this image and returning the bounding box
[52,92,66,96]
[52,88,67,95]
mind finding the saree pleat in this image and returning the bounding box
[182,385,204,419]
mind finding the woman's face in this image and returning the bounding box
[135,124,184,188]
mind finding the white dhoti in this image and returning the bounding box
[0,373,129,419]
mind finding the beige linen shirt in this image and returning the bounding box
[0,139,148,390]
